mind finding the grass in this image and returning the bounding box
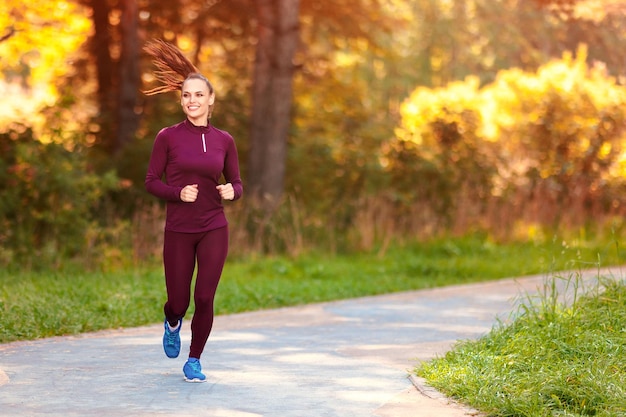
[0,235,623,344]
[416,270,626,416]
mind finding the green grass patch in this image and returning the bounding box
[0,235,623,343]
[417,272,626,416]
[0,269,164,342]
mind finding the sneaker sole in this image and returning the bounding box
[184,377,207,383]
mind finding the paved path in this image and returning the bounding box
[1,269,619,417]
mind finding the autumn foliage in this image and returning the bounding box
[386,47,626,243]
[2,0,626,268]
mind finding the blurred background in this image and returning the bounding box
[2,0,626,270]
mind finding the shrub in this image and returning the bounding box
[0,124,120,269]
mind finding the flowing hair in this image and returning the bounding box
[143,39,213,96]
[143,39,215,116]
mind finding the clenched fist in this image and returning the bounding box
[180,184,199,202]
[216,183,235,200]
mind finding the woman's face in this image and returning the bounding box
[181,78,215,126]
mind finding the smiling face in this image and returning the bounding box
[181,77,215,126]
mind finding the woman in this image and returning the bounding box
[144,40,243,382]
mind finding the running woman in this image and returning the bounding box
[143,39,243,382]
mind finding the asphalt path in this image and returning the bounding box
[1,267,619,417]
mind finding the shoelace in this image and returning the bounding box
[188,361,201,373]
[166,329,178,345]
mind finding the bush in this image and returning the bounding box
[0,124,120,269]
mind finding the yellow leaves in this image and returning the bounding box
[395,43,626,187]
[397,76,483,145]
[500,45,625,114]
[0,0,91,137]
[383,0,415,22]
[334,51,363,68]
[493,46,626,146]
[1,1,90,82]
[573,0,625,22]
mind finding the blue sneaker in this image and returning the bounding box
[162,318,181,358]
[183,358,206,383]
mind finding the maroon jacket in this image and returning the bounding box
[145,119,243,233]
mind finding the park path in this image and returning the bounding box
[1,267,620,417]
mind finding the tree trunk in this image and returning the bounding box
[87,0,142,157]
[248,0,300,208]
[117,0,141,154]
[89,0,114,104]
[88,0,116,153]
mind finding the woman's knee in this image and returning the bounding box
[194,291,216,311]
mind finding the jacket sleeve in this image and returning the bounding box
[224,135,243,201]
[145,130,183,202]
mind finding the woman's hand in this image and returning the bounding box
[180,184,199,202]
[216,183,235,200]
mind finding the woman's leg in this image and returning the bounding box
[163,230,197,325]
[189,226,229,359]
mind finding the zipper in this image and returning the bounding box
[202,133,206,153]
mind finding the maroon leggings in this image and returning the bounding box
[163,226,229,359]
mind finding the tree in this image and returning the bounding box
[0,0,91,141]
[117,0,141,152]
[486,48,626,226]
[248,0,301,207]
[85,0,115,152]
[81,0,141,157]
